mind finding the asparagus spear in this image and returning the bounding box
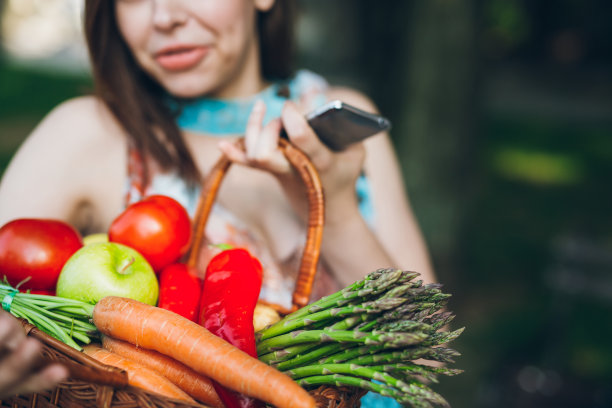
[258,295,408,340]
[296,374,449,407]
[281,268,409,320]
[257,329,428,355]
[287,363,414,394]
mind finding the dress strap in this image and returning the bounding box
[125,144,147,207]
[288,70,329,112]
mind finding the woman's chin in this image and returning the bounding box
[164,84,209,99]
[157,76,216,99]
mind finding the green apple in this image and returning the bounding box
[83,233,109,246]
[56,242,158,305]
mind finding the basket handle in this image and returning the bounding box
[186,138,325,313]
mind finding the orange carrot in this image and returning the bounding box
[82,345,195,403]
[93,296,315,408]
[102,336,224,408]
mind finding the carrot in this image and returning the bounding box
[93,296,316,408]
[82,345,195,403]
[102,336,224,408]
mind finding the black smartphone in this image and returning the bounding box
[282,100,392,151]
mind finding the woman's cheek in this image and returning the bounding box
[115,1,152,51]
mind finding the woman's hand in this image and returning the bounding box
[218,100,366,221]
[218,97,433,287]
[0,310,68,398]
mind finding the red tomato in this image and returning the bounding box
[108,195,192,273]
[0,219,83,290]
[20,288,56,296]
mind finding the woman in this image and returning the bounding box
[0,0,434,401]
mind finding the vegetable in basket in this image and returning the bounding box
[158,263,202,321]
[1,286,315,408]
[101,335,224,407]
[256,268,464,408]
[0,283,97,350]
[0,218,83,290]
[3,267,465,408]
[199,247,265,408]
[83,344,195,402]
[94,296,315,408]
[108,194,192,273]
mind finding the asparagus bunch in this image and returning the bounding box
[256,269,463,408]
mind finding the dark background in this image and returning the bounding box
[1,1,611,407]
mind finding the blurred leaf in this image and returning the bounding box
[485,0,530,47]
[492,148,585,186]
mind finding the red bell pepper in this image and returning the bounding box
[199,248,264,408]
[158,263,202,322]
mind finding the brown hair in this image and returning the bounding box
[84,1,296,186]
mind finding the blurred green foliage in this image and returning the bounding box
[485,0,530,48]
[0,63,92,120]
[0,63,92,174]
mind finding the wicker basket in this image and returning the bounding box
[0,138,366,408]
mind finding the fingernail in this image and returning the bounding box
[253,99,265,111]
[48,364,69,382]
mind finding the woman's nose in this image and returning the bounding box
[152,0,188,31]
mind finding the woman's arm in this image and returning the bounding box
[362,131,435,282]
[219,91,435,287]
[0,97,126,233]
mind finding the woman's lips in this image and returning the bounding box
[155,46,208,71]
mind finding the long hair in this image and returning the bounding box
[84,1,296,186]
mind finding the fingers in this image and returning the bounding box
[247,118,282,163]
[0,310,26,353]
[218,140,247,163]
[13,363,68,397]
[244,99,266,156]
[0,336,40,397]
[281,101,333,169]
[246,119,287,173]
[220,101,290,174]
[0,312,68,398]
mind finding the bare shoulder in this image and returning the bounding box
[11,95,127,182]
[325,85,393,155]
[0,96,127,229]
[34,95,125,146]
[326,86,380,113]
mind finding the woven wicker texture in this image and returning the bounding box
[0,139,362,408]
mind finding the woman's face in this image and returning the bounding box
[115,0,269,99]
